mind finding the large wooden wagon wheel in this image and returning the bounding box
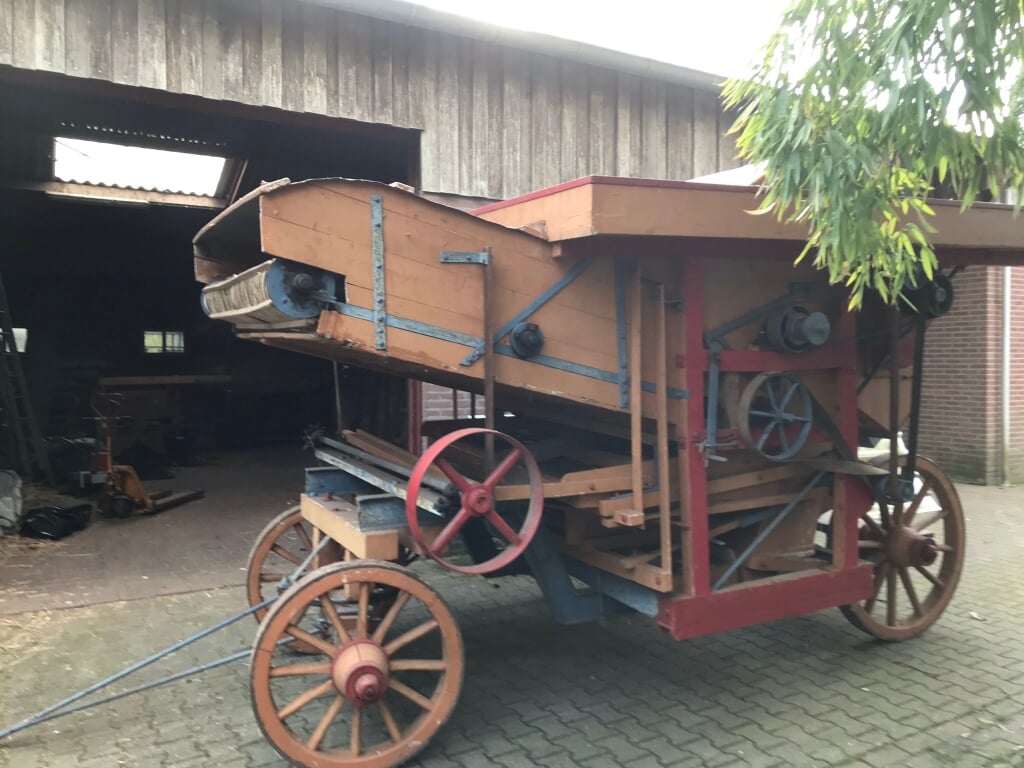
[247,507,319,622]
[406,428,544,575]
[251,560,464,768]
[837,457,965,641]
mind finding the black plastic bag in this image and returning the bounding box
[20,503,93,541]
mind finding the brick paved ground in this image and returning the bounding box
[1,480,1023,768]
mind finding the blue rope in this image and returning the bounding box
[0,531,332,740]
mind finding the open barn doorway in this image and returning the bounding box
[0,72,419,503]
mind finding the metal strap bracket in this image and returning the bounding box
[441,250,490,265]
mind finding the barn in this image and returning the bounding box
[0,0,1018,493]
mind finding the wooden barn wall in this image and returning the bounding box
[0,0,741,198]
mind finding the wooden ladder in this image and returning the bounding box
[0,273,53,484]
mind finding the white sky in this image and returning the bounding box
[405,0,789,78]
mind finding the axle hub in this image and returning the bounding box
[331,640,389,706]
[886,525,939,568]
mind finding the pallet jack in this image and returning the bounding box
[93,395,203,517]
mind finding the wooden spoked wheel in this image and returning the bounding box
[738,372,814,461]
[251,561,464,768]
[247,507,325,623]
[406,428,544,575]
[838,457,965,641]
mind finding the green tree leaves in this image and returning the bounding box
[723,0,1024,308]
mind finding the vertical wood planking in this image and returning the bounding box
[500,46,531,197]
[240,0,263,105]
[137,0,167,89]
[0,0,14,64]
[485,46,503,198]
[11,0,35,69]
[434,31,459,192]
[111,0,138,84]
[33,0,64,71]
[323,7,338,117]
[164,0,181,92]
[470,40,489,198]
[456,37,474,194]
[616,72,641,177]
[666,84,695,180]
[302,3,328,115]
[414,28,438,191]
[260,0,282,107]
[559,59,580,181]
[348,13,372,121]
[717,106,741,170]
[279,0,303,112]
[389,22,409,127]
[370,18,393,125]
[219,0,244,102]
[692,89,719,177]
[640,78,667,179]
[531,53,561,189]
[179,0,206,95]
[200,0,222,99]
[64,0,109,79]
[588,68,616,176]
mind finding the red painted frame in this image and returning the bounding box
[659,253,874,638]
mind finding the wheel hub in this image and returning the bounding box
[886,525,939,568]
[331,639,389,706]
[463,485,493,517]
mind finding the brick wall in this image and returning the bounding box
[1010,267,1024,483]
[422,383,484,422]
[919,267,1003,484]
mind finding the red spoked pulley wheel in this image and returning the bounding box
[406,428,544,575]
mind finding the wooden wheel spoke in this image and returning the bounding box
[934,543,955,553]
[269,662,331,678]
[435,457,473,493]
[356,581,371,639]
[260,572,287,583]
[913,508,948,532]
[389,679,432,710]
[901,479,933,527]
[856,540,883,550]
[484,447,522,491]
[779,381,799,410]
[865,562,889,614]
[307,695,343,750]
[284,625,336,656]
[898,567,922,617]
[860,514,885,538]
[270,544,301,566]
[292,523,313,551]
[485,510,522,545]
[277,679,336,720]
[320,594,352,645]
[779,423,791,453]
[886,567,897,626]
[371,591,412,644]
[350,703,362,757]
[430,507,472,555]
[390,658,447,672]
[378,699,402,744]
[384,619,439,656]
[915,565,944,589]
[756,422,776,452]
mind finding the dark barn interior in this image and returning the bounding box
[0,75,418,488]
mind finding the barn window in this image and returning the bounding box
[144,331,185,354]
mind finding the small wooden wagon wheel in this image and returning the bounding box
[738,371,814,461]
[406,428,544,575]
[251,560,464,768]
[247,507,320,622]
[838,457,965,641]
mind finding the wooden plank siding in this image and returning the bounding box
[0,0,742,198]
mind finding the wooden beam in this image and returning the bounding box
[9,180,226,209]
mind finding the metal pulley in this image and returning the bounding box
[899,273,954,318]
[765,306,831,353]
[509,322,545,358]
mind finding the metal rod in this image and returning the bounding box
[902,311,928,486]
[482,247,495,473]
[333,361,344,435]
[888,303,902,524]
[712,471,827,591]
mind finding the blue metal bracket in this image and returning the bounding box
[614,259,632,407]
[461,258,593,366]
[371,194,386,350]
[304,466,377,497]
[440,250,489,265]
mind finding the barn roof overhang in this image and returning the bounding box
[306,0,725,92]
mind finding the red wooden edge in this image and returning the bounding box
[657,564,874,640]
